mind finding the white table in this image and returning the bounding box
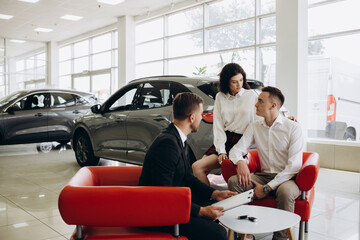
[219,205,301,240]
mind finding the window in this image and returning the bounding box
[207,0,255,27]
[308,0,360,37]
[109,85,138,111]
[92,33,111,53]
[59,45,71,61]
[14,93,47,111]
[208,21,255,51]
[136,0,275,82]
[59,30,117,95]
[75,95,89,105]
[136,18,163,43]
[137,82,171,109]
[168,32,203,58]
[168,7,203,36]
[307,0,360,142]
[136,40,163,63]
[260,16,276,44]
[93,52,111,70]
[50,93,76,108]
[74,40,89,58]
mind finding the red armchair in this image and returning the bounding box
[58,166,191,240]
[221,150,320,240]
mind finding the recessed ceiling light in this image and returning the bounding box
[61,14,83,21]
[18,0,40,3]
[97,0,125,6]
[0,14,14,20]
[10,39,26,43]
[34,27,53,32]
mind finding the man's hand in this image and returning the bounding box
[211,190,237,201]
[251,180,271,200]
[198,206,224,220]
[236,160,251,188]
[217,153,227,165]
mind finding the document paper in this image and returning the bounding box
[212,189,254,211]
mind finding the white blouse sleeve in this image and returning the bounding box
[213,93,227,154]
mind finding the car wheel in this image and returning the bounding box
[74,132,99,167]
[37,142,53,153]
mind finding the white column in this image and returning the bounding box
[8,57,17,93]
[276,0,308,138]
[46,41,59,87]
[117,16,136,89]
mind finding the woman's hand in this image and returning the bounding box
[217,153,227,165]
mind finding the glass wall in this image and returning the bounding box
[0,38,46,98]
[0,38,5,97]
[58,30,118,102]
[307,0,360,142]
[135,0,276,81]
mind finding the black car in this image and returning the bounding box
[0,89,99,145]
[71,75,264,167]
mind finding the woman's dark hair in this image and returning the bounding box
[218,63,250,94]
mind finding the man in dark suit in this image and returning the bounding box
[139,92,237,240]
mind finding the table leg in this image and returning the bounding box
[227,229,233,240]
[240,234,247,240]
[287,228,294,240]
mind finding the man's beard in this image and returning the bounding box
[190,123,199,133]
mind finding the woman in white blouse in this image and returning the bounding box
[192,63,259,185]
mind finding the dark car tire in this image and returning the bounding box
[74,132,99,167]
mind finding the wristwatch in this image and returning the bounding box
[263,185,270,194]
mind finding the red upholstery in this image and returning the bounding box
[59,166,191,240]
[221,150,320,223]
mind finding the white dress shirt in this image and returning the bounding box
[213,88,260,154]
[174,124,187,147]
[229,114,304,190]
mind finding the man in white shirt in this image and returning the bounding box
[227,86,304,240]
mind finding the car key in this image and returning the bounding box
[248,217,257,222]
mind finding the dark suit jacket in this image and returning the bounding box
[139,123,215,217]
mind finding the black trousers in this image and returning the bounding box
[180,216,227,240]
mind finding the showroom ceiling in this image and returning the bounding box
[0,0,194,43]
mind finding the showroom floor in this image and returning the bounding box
[0,143,359,240]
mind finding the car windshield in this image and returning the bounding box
[0,92,23,108]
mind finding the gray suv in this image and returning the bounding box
[71,76,264,167]
[0,89,98,145]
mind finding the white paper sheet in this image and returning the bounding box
[212,189,254,211]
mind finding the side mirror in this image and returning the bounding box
[91,104,101,114]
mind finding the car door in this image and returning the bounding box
[91,84,141,161]
[126,81,181,164]
[2,92,49,144]
[47,92,86,142]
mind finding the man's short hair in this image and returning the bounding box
[262,86,285,108]
[173,92,203,120]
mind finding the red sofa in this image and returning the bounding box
[222,150,320,240]
[58,166,191,240]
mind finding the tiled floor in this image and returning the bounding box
[0,143,359,240]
